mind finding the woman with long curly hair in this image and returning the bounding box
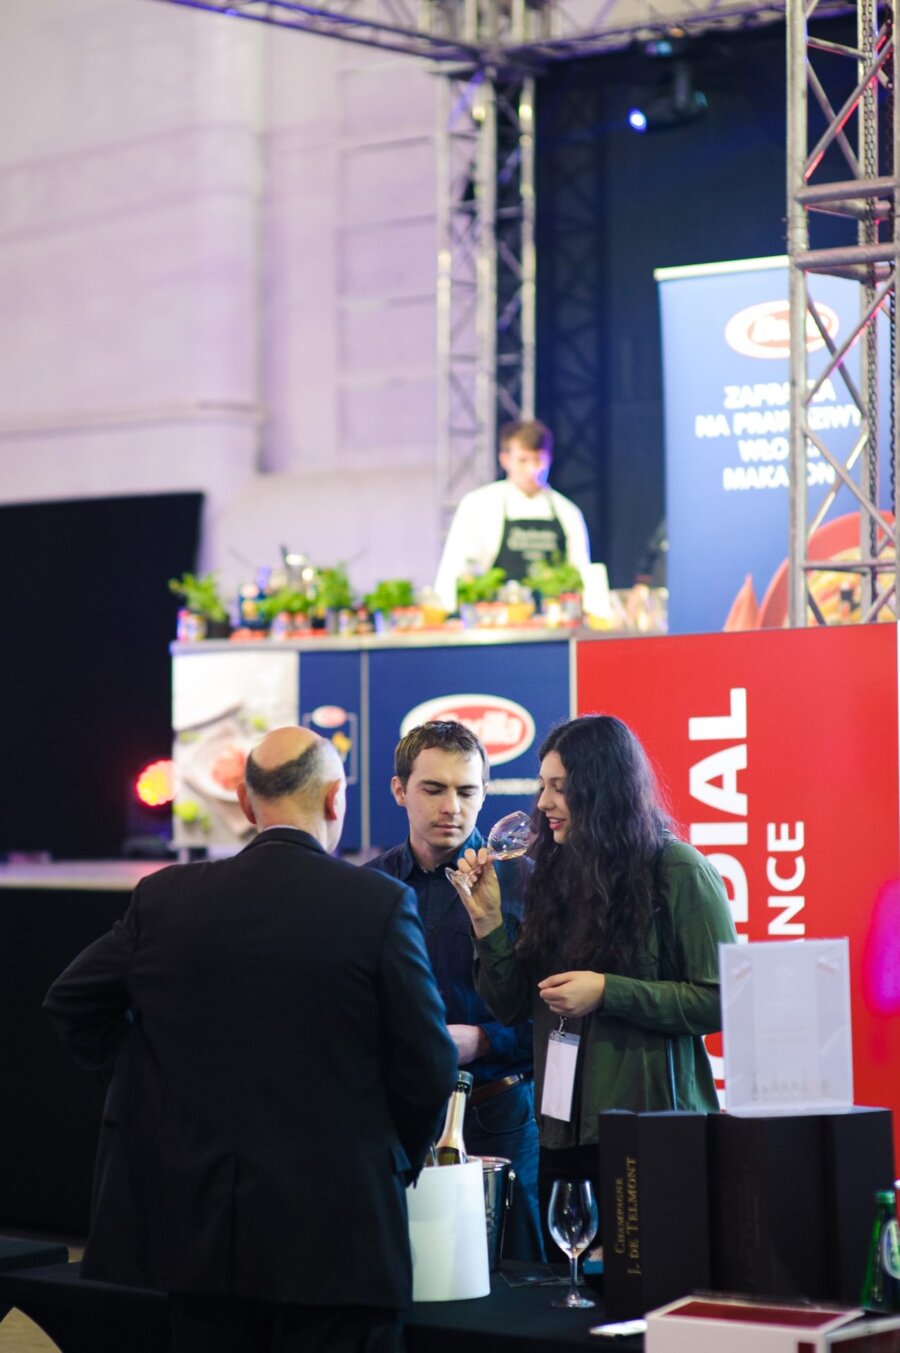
[451,714,737,1242]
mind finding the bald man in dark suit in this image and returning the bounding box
[45,726,456,1353]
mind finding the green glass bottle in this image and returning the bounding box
[861,1188,900,1313]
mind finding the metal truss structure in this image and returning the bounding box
[157,0,898,613]
[151,0,844,65]
[436,66,537,525]
[787,0,900,625]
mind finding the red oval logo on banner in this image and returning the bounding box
[311,704,348,729]
[400,694,535,767]
[724,299,839,359]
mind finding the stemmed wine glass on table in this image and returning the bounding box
[444,810,537,895]
[547,1179,599,1309]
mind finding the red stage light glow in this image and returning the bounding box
[135,759,176,808]
[863,879,900,1016]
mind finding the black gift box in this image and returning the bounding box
[708,1106,895,1303]
[597,1109,711,1320]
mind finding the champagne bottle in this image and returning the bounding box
[434,1070,474,1165]
[861,1188,900,1313]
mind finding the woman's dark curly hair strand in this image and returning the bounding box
[518,714,671,975]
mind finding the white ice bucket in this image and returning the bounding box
[406,1160,490,1301]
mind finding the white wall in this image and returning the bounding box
[0,0,443,603]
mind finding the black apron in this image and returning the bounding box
[492,495,566,582]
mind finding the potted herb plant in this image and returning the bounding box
[525,557,583,599]
[455,567,507,627]
[455,568,507,605]
[363,579,416,632]
[311,564,355,632]
[258,585,312,637]
[168,571,230,639]
[526,557,584,625]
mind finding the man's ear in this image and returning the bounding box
[237,783,256,827]
[390,775,406,808]
[324,778,343,823]
[498,449,510,475]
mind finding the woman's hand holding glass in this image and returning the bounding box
[445,810,536,938]
[538,970,606,1018]
[446,846,504,937]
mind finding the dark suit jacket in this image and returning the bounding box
[44,828,457,1309]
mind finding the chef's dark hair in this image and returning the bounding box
[499,419,553,456]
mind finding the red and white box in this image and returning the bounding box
[645,1295,900,1352]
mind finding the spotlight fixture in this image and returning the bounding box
[627,53,708,133]
[135,758,176,808]
[124,758,176,860]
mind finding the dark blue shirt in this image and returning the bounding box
[366,829,533,1087]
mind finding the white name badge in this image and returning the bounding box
[541,1029,580,1122]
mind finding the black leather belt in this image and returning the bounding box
[470,1073,526,1107]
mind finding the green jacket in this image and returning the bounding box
[473,838,737,1147]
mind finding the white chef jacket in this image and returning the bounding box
[433,479,592,612]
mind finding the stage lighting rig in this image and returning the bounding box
[627,40,708,133]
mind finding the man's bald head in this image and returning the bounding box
[240,726,346,849]
[246,726,339,797]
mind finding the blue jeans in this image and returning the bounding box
[465,1079,544,1261]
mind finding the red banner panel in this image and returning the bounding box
[576,626,900,1165]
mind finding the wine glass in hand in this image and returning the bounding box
[444,810,537,895]
[548,1179,599,1309]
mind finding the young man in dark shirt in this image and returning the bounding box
[367,721,544,1261]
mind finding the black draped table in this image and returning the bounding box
[0,862,166,1235]
[406,1266,640,1350]
[0,1261,644,1352]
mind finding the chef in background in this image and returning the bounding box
[433,419,592,613]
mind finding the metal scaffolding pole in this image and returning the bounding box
[435,44,539,527]
[151,0,854,61]
[786,0,900,625]
[495,76,537,425]
[436,70,495,526]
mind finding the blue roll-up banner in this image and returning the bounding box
[367,640,571,850]
[299,649,363,849]
[657,255,890,635]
